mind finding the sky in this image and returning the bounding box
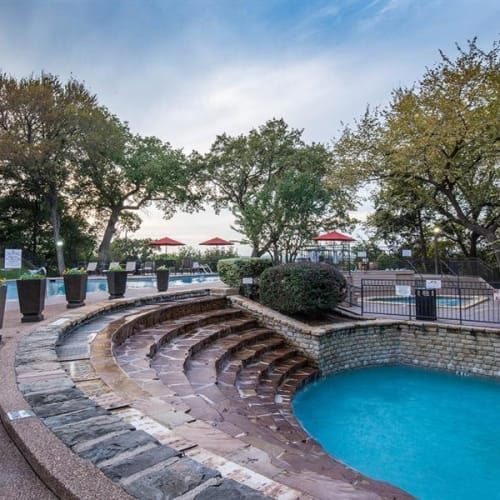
[1,0,499,255]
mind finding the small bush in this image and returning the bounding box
[217,258,272,288]
[259,263,347,316]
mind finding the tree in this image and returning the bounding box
[77,110,200,264]
[204,119,356,261]
[333,38,500,268]
[0,72,99,274]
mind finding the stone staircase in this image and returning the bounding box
[16,292,410,499]
[112,297,321,453]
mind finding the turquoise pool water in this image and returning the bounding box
[5,275,220,300]
[293,366,500,500]
[367,296,470,307]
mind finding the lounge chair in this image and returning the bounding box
[142,261,154,275]
[180,257,193,274]
[125,261,137,274]
[107,262,121,271]
[86,262,98,275]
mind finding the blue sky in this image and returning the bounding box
[1,0,499,251]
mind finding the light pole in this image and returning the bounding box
[432,227,440,275]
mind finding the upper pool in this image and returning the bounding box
[293,366,500,500]
[5,275,220,300]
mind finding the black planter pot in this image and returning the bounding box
[106,271,127,299]
[64,274,88,308]
[156,269,170,292]
[0,285,6,329]
[16,279,46,322]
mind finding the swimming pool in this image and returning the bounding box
[366,295,484,307]
[4,275,220,300]
[293,366,500,500]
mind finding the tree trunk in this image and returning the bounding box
[47,185,65,275]
[98,208,121,266]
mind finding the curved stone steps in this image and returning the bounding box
[114,306,248,362]
[234,346,302,396]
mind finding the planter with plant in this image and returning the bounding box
[16,273,47,322]
[0,278,6,329]
[155,265,170,292]
[106,266,127,299]
[63,268,88,308]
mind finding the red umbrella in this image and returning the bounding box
[199,237,234,246]
[312,231,355,242]
[149,236,185,253]
[311,231,355,271]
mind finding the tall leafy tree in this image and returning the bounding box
[204,118,355,261]
[77,109,200,264]
[0,72,98,273]
[332,38,500,268]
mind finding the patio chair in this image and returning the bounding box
[105,262,121,272]
[142,261,154,275]
[125,261,137,274]
[86,262,98,275]
[180,257,193,274]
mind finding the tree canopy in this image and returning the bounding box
[0,73,201,272]
[332,38,500,268]
[203,118,356,262]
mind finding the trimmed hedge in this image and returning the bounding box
[259,263,347,316]
[217,258,273,288]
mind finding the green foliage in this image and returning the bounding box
[108,265,125,272]
[217,258,272,287]
[109,238,154,262]
[63,268,87,275]
[259,263,347,316]
[333,38,500,269]
[203,118,357,262]
[0,72,99,274]
[19,273,45,280]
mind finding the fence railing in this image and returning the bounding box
[349,278,500,326]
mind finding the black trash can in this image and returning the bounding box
[415,288,437,321]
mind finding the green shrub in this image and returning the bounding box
[217,258,272,287]
[259,263,347,316]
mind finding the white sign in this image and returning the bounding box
[426,279,442,290]
[402,249,412,257]
[357,251,367,258]
[242,277,254,285]
[493,290,500,302]
[395,285,411,297]
[4,249,22,269]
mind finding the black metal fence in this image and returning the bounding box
[352,278,500,326]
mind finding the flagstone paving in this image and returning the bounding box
[2,287,411,499]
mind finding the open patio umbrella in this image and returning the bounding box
[149,236,185,254]
[311,231,355,270]
[312,231,355,242]
[199,237,234,246]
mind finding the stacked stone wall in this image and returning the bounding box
[229,296,500,379]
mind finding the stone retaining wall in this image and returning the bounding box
[229,296,500,379]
